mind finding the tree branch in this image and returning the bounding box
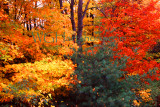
[93,0,107,18]
[82,0,90,19]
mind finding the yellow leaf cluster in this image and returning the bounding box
[0,57,76,102]
[139,89,152,102]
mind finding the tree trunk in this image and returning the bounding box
[27,21,29,31]
[90,13,94,36]
[70,0,76,43]
[29,18,32,31]
[34,1,37,29]
[77,0,90,49]
[59,0,63,9]
[14,0,17,20]
[59,0,64,13]
[77,0,83,49]
[157,95,160,107]
[3,2,9,15]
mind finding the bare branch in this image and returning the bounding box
[82,0,90,19]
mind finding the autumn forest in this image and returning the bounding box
[0,0,160,106]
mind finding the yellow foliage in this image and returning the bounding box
[132,88,153,106]
[0,57,76,102]
[138,89,152,102]
[0,42,24,62]
[133,100,141,106]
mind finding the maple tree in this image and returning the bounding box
[99,0,160,79]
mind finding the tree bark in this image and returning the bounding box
[77,0,83,48]
[90,13,94,36]
[29,18,32,31]
[3,2,9,15]
[157,95,160,107]
[59,0,64,13]
[59,0,63,9]
[34,1,37,29]
[14,0,17,20]
[70,0,76,43]
[77,0,90,49]
[27,21,29,31]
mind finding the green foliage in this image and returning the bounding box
[70,41,157,106]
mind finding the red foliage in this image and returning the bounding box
[100,0,160,80]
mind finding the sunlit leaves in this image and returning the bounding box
[0,57,76,104]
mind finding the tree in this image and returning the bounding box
[99,0,160,79]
